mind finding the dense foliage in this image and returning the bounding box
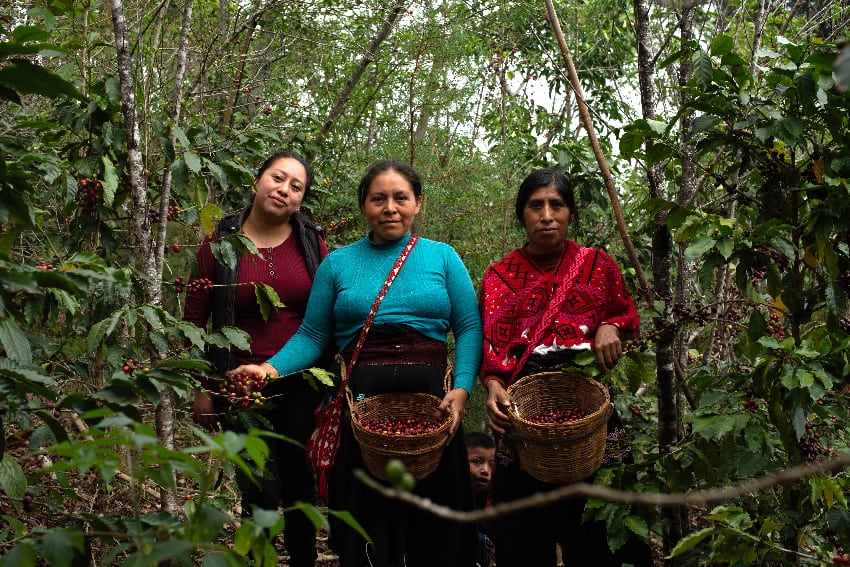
[1,0,849,565]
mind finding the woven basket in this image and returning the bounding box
[506,371,611,484]
[349,391,452,481]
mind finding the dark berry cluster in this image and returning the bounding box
[218,372,269,409]
[148,205,182,224]
[526,407,586,424]
[173,276,185,294]
[799,422,837,465]
[671,303,712,326]
[839,271,850,291]
[360,417,442,436]
[187,277,213,294]
[121,358,145,375]
[833,553,850,565]
[623,328,656,354]
[76,177,102,215]
[767,310,786,340]
[22,487,34,512]
[602,427,633,465]
[840,316,850,334]
[327,216,355,231]
[35,259,54,271]
[742,385,760,413]
[750,267,768,285]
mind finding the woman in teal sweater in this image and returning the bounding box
[231,159,482,567]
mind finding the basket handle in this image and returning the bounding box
[442,363,453,393]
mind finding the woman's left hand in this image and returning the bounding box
[595,323,623,372]
[438,388,469,438]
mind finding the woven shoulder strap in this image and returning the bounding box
[341,234,419,387]
[507,247,599,386]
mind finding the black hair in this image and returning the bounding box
[465,431,496,450]
[357,159,423,207]
[255,151,314,199]
[514,168,578,227]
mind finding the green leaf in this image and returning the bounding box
[254,283,284,322]
[172,125,190,148]
[683,235,715,261]
[243,435,270,470]
[716,237,734,259]
[156,357,210,371]
[200,203,222,237]
[302,367,336,387]
[184,151,202,173]
[125,540,195,566]
[211,239,238,272]
[13,25,51,43]
[0,541,37,567]
[100,156,118,207]
[618,130,644,159]
[692,114,720,134]
[624,514,649,539]
[709,34,734,57]
[688,412,747,440]
[0,59,85,100]
[291,501,330,531]
[220,327,251,352]
[204,158,228,192]
[0,454,27,499]
[0,316,32,364]
[37,530,86,567]
[692,51,714,88]
[171,159,189,193]
[327,509,371,543]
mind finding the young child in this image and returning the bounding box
[466,431,496,567]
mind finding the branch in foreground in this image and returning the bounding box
[353,453,850,524]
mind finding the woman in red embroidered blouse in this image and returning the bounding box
[479,169,653,567]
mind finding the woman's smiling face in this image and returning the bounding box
[522,184,570,255]
[361,169,422,243]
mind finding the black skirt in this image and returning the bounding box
[327,333,477,567]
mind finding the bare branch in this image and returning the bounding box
[355,453,850,523]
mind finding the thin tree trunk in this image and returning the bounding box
[316,0,407,149]
[156,0,194,277]
[109,0,176,514]
[220,25,255,134]
[632,0,682,561]
[543,0,651,303]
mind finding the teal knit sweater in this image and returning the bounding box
[267,233,483,395]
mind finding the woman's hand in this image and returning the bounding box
[439,388,469,438]
[227,362,279,381]
[192,390,219,431]
[483,377,512,435]
[594,323,623,372]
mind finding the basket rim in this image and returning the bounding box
[506,371,611,436]
[350,391,453,439]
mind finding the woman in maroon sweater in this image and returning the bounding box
[183,151,328,567]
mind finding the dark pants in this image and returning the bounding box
[327,362,477,567]
[225,377,324,567]
[488,460,654,567]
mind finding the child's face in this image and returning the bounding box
[467,446,496,494]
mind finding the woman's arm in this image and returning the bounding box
[445,248,483,397]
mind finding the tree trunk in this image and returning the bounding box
[316,0,408,150]
[108,0,176,514]
[543,0,650,303]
